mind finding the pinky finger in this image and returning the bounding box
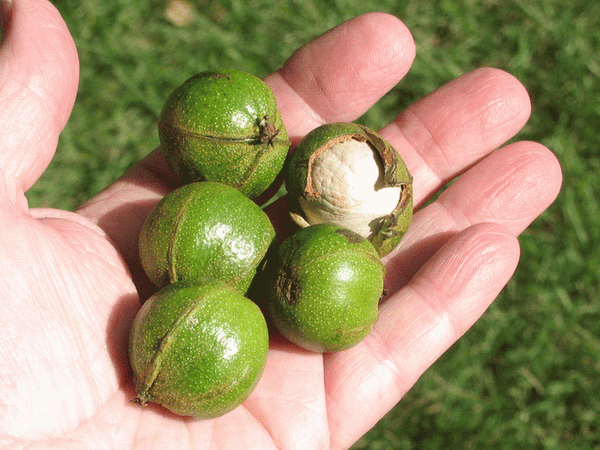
[324,222,520,450]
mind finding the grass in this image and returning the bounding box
[29,0,600,448]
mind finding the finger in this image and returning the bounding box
[384,140,562,294]
[0,0,79,208]
[380,67,532,208]
[265,12,415,139]
[77,13,417,289]
[325,222,521,449]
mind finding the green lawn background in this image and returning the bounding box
[30,0,600,448]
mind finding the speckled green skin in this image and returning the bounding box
[286,122,413,257]
[269,223,386,352]
[139,181,276,292]
[158,70,291,198]
[129,282,269,419]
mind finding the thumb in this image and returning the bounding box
[0,0,79,210]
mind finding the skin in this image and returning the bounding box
[0,1,562,449]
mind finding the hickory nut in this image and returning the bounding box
[286,122,413,257]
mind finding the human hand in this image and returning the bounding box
[0,1,561,449]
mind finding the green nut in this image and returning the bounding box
[158,69,291,198]
[286,122,413,257]
[129,281,269,419]
[268,223,386,352]
[139,181,276,293]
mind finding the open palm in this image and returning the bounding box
[0,1,561,449]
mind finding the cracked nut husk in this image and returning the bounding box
[286,122,413,257]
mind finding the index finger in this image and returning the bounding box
[266,12,415,139]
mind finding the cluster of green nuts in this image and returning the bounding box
[129,69,413,419]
